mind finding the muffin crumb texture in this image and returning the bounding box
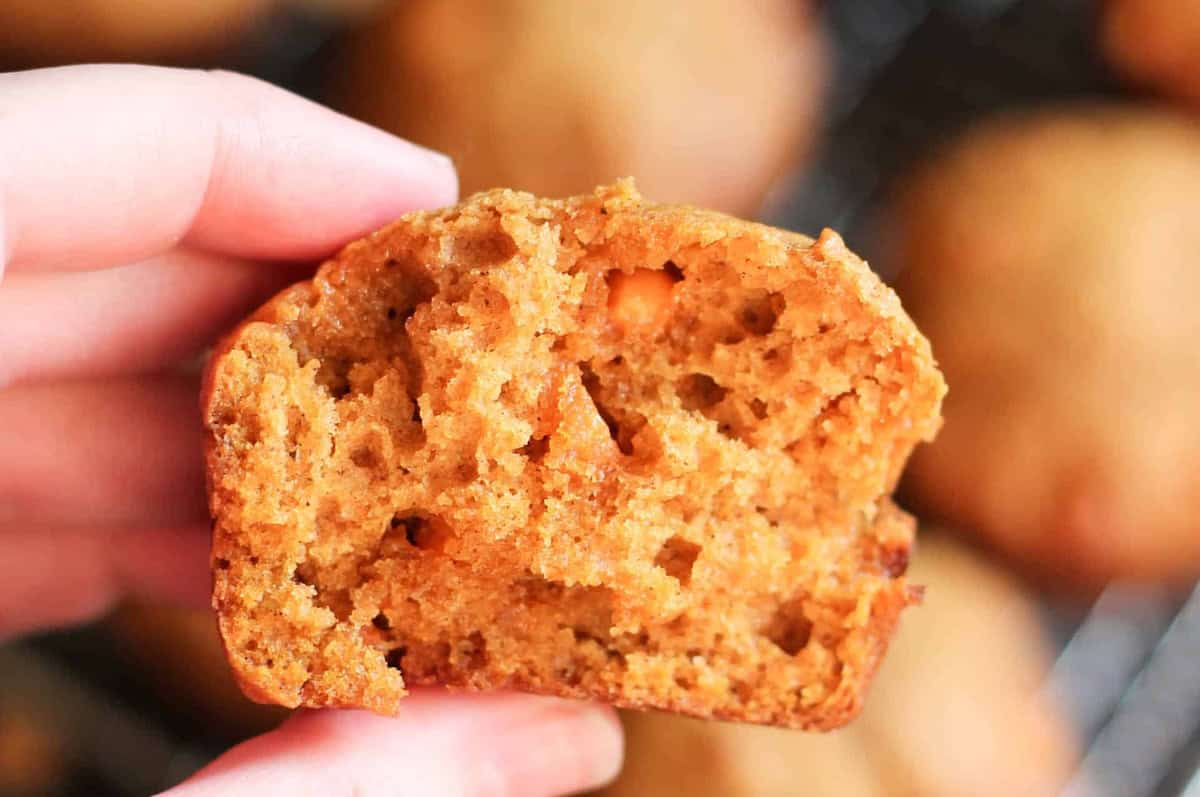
[202,181,944,729]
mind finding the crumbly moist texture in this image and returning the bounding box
[203,181,944,729]
[603,534,1077,797]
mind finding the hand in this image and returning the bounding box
[0,64,623,796]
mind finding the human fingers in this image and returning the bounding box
[0,523,210,640]
[164,692,624,797]
[0,64,457,276]
[0,250,306,388]
[0,375,207,528]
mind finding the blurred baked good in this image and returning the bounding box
[0,707,65,797]
[0,0,275,64]
[603,533,1077,796]
[202,182,943,727]
[332,0,825,216]
[861,534,1076,795]
[1102,0,1200,105]
[109,602,286,738]
[613,712,878,797]
[891,107,1200,587]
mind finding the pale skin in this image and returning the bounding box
[0,64,623,796]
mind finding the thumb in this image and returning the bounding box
[161,691,624,797]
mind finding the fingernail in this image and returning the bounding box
[424,149,459,207]
[399,140,458,209]
[418,146,454,173]
[469,700,624,796]
[359,120,460,212]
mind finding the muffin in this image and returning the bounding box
[202,182,944,728]
[892,107,1200,587]
[0,707,65,797]
[603,533,1078,796]
[1102,0,1200,105]
[332,0,825,217]
[108,603,287,737]
[0,0,275,64]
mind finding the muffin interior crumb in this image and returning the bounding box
[204,182,943,728]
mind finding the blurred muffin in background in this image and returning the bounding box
[331,0,825,216]
[0,706,66,797]
[891,107,1200,589]
[108,603,287,739]
[611,712,877,796]
[860,533,1076,795]
[0,0,277,65]
[603,533,1077,796]
[1102,0,1200,105]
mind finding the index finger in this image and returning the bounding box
[0,64,457,276]
[165,696,623,797]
